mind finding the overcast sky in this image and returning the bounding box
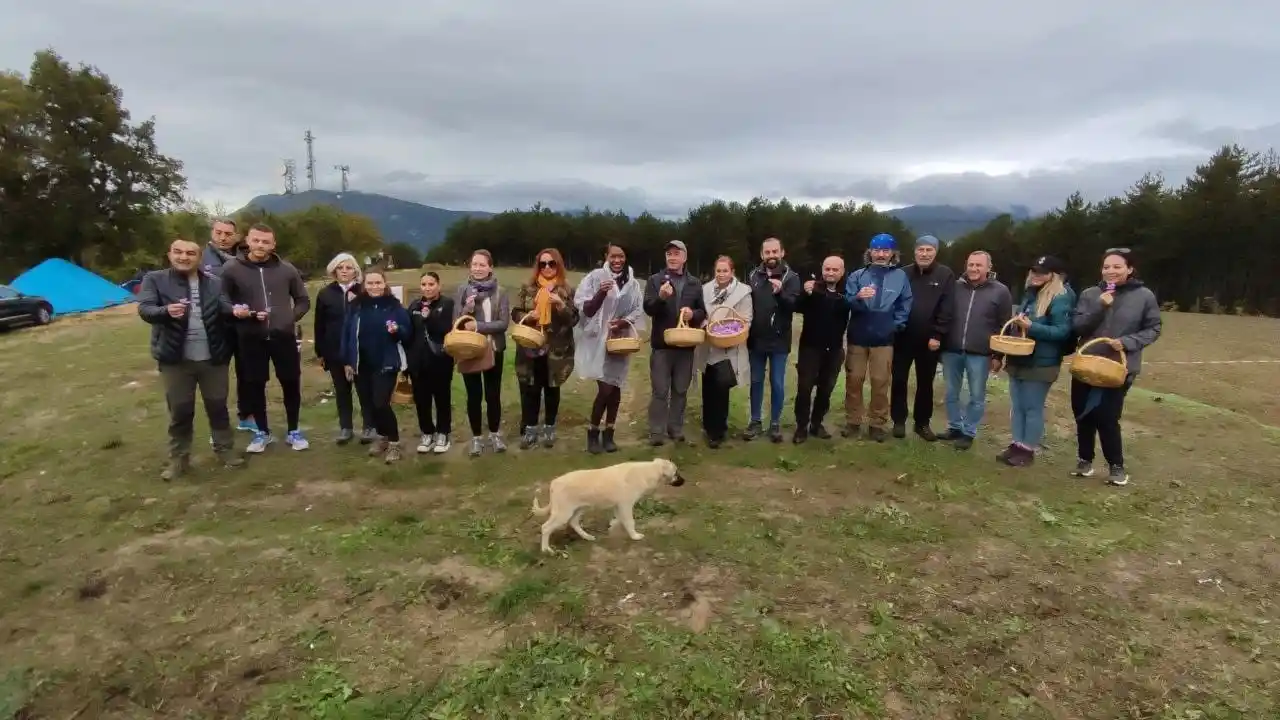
[4,0,1279,216]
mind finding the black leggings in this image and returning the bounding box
[519,355,561,430]
[411,358,453,435]
[1070,376,1134,467]
[590,382,622,427]
[462,351,504,435]
[355,370,399,442]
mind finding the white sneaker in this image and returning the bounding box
[286,430,310,451]
[416,434,434,453]
[246,432,274,453]
[432,433,451,454]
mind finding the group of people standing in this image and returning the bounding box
[138,219,1162,488]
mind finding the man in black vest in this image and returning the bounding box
[890,234,955,440]
[137,239,244,481]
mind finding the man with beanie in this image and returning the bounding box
[890,234,954,441]
[744,237,803,443]
[843,233,913,442]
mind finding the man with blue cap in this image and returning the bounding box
[842,232,913,442]
[890,234,955,441]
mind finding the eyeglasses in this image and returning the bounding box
[538,260,557,268]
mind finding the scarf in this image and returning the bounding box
[711,278,739,306]
[533,275,556,327]
[466,275,498,318]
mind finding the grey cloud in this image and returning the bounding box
[368,175,702,217]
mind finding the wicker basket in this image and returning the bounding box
[510,312,547,350]
[989,318,1036,356]
[606,318,642,356]
[706,305,749,349]
[443,315,488,360]
[1069,337,1128,388]
[392,374,414,405]
[663,313,705,348]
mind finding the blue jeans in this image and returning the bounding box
[1007,376,1052,448]
[942,352,991,438]
[749,350,789,425]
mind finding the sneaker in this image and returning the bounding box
[996,444,1016,464]
[286,430,309,451]
[649,434,665,447]
[336,428,354,445]
[468,437,484,457]
[1070,459,1095,478]
[359,428,378,445]
[236,419,259,433]
[767,424,783,443]
[245,432,274,454]
[892,423,906,439]
[416,434,435,453]
[519,426,540,450]
[943,428,964,441]
[841,424,861,438]
[742,421,762,441]
[490,433,507,453]
[915,425,939,442]
[953,435,974,451]
[601,427,618,453]
[792,426,808,444]
[810,424,832,440]
[587,428,603,454]
[707,437,722,449]
[215,450,245,469]
[432,434,451,454]
[1106,464,1129,487]
[160,455,191,482]
[542,425,557,448]
[368,438,388,457]
[868,427,888,443]
[1008,446,1035,467]
[384,442,402,464]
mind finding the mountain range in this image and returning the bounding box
[237,190,1032,252]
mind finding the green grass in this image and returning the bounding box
[0,277,1278,719]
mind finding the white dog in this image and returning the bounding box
[532,458,686,554]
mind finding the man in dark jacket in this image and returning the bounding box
[137,239,244,481]
[890,234,955,441]
[744,237,803,443]
[642,240,707,445]
[941,250,1013,449]
[220,223,313,454]
[199,217,257,432]
[792,255,849,443]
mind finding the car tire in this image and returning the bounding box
[34,306,52,325]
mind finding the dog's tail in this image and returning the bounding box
[531,488,550,517]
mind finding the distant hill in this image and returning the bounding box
[236,190,493,252]
[887,204,1034,243]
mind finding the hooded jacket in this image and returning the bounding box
[844,253,913,348]
[219,253,312,338]
[745,262,803,353]
[340,293,412,374]
[1071,279,1162,376]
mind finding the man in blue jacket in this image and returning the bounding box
[842,233,913,442]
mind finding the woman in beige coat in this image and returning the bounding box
[695,255,754,448]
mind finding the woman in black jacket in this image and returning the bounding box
[340,268,412,463]
[406,271,456,454]
[314,253,375,445]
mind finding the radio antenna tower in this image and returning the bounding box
[282,159,297,195]
[303,129,317,190]
[334,164,350,192]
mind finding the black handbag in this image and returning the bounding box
[705,359,737,389]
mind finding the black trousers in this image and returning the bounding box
[1070,376,1134,467]
[700,362,733,441]
[229,333,251,421]
[238,332,302,435]
[355,369,399,442]
[890,338,941,428]
[329,364,375,431]
[462,350,504,435]
[519,355,561,430]
[412,358,454,435]
[794,344,843,429]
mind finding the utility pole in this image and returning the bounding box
[282,159,297,195]
[303,129,317,190]
[334,164,350,192]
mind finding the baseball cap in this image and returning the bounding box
[665,240,687,252]
[1031,255,1066,274]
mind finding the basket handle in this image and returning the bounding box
[615,317,638,338]
[452,314,476,331]
[707,305,747,324]
[1077,337,1129,368]
[998,317,1025,338]
[518,311,539,328]
[675,313,688,329]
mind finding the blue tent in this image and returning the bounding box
[11,258,135,315]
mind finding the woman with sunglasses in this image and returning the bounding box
[1069,248,1162,487]
[512,249,579,449]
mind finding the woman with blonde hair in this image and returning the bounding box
[313,252,374,444]
[695,256,753,449]
[455,249,511,457]
[512,248,579,449]
[999,255,1076,467]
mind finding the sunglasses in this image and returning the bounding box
[538,260,557,268]
[1105,247,1131,254]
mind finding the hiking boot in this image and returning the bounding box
[520,426,540,450]
[160,454,191,482]
[542,425,557,448]
[892,423,906,439]
[1070,459,1095,478]
[432,434,451,454]
[587,428,603,454]
[1106,464,1129,487]
[868,426,888,443]
[1008,446,1035,467]
[915,425,939,442]
[649,434,665,447]
[742,421,762,441]
[368,438,389,457]
[359,427,378,445]
[953,435,974,451]
[706,435,723,449]
[490,433,507,453]
[841,424,861,438]
[336,428,354,445]
[384,442,402,464]
[792,426,808,444]
[768,424,783,443]
[468,437,484,457]
[942,428,964,441]
[996,444,1016,464]
[810,423,832,440]
[601,427,618,453]
[215,450,244,469]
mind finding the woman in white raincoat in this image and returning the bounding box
[695,255,753,449]
[574,244,647,454]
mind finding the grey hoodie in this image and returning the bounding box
[1071,280,1162,376]
[944,274,1013,355]
[219,253,311,338]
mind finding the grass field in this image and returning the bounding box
[1,265,1278,719]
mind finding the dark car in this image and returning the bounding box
[0,284,54,329]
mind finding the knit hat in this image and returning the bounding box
[868,233,896,250]
[916,235,940,248]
